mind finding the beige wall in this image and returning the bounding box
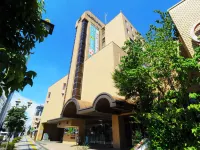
[40,75,68,123]
[122,13,139,41]
[105,12,138,48]
[36,75,68,140]
[65,11,105,101]
[169,0,200,57]
[65,11,138,102]
[81,42,126,102]
[105,13,127,48]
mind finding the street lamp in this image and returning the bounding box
[41,19,54,35]
[15,99,32,109]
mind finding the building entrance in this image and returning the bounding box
[85,119,112,146]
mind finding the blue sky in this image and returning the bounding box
[19,0,180,104]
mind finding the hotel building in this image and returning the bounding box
[36,0,200,149]
[36,11,139,149]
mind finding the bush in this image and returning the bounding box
[0,137,21,150]
[0,142,15,150]
[12,137,21,143]
[0,136,3,142]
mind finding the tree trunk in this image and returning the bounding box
[5,133,12,150]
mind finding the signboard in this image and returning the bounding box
[88,24,99,58]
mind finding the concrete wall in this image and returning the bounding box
[65,11,105,101]
[36,75,68,141]
[40,75,68,123]
[105,13,127,48]
[169,0,200,57]
[81,42,125,102]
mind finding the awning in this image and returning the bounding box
[47,117,80,124]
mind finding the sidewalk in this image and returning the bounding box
[15,136,32,150]
[36,141,129,150]
[15,136,44,150]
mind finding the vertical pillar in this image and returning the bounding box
[78,121,85,144]
[36,123,44,141]
[112,115,126,149]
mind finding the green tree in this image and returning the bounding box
[0,0,49,96]
[113,11,200,149]
[4,107,27,137]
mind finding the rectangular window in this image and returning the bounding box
[102,28,105,37]
[130,38,134,43]
[48,92,51,98]
[102,37,105,47]
[125,20,128,26]
[131,26,134,31]
[63,83,66,90]
[127,29,129,34]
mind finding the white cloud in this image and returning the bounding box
[10,92,41,128]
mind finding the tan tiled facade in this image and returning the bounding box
[168,0,200,57]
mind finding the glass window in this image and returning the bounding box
[102,37,105,47]
[132,34,134,39]
[127,29,129,34]
[130,38,134,43]
[48,92,51,98]
[63,83,66,90]
[102,28,105,37]
[125,20,128,26]
[131,26,134,31]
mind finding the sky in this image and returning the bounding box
[11,0,180,126]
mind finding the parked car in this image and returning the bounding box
[0,131,8,141]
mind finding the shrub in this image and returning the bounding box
[12,137,21,143]
[0,136,3,142]
[1,142,15,150]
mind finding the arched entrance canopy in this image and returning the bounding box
[61,93,134,118]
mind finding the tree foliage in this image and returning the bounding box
[113,11,200,149]
[0,0,48,96]
[4,107,27,135]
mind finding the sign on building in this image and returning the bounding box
[88,24,99,58]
